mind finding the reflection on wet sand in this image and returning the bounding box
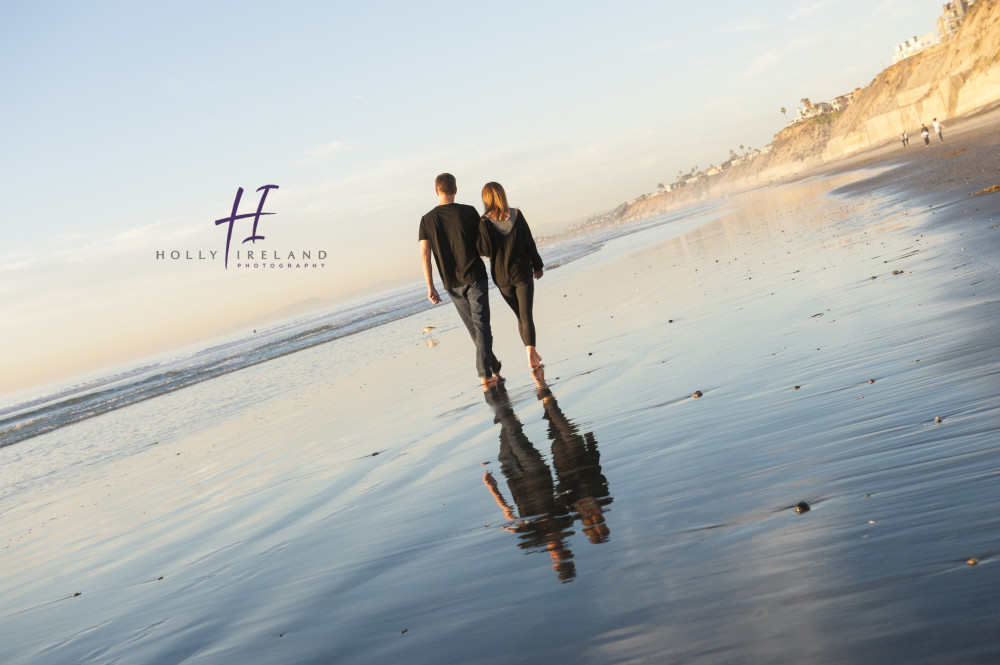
[483,375,612,582]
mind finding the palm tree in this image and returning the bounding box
[780,107,788,123]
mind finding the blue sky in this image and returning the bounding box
[0,0,937,394]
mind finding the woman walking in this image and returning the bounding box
[479,182,545,370]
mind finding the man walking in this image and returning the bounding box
[933,118,945,141]
[419,173,501,385]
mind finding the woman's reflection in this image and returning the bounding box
[482,374,612,582]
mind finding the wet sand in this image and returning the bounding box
[2,116,999,664]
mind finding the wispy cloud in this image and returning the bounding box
[743,50,783,78]
[789,0,833,21]
[298,140,348,163]
[858,0,916,32]
[630,42,678,55]
[718,21,770,34]
[740,27,828,80]
[0,217,203,271]
[280,125,661,228]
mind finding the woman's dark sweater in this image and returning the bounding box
[478,208,544,289]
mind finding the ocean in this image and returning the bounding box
[0,206,714,451]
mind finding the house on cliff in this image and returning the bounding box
[937,0,972,41]
[894,1,974,63]
[893,31,940,63]
[831,90,858,111]
[795,101,834,121]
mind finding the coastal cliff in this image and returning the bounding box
[565,0,1000,234]
[755,0,1000,183]
[825,0,1000,159]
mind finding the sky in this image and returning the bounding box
[0,0,941,396]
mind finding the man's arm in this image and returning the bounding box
[419,239,441,304]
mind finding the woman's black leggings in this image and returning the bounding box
[498,280,536,347]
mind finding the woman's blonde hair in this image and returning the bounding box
[481,182,510,221]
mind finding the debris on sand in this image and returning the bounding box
[794,502,810,514]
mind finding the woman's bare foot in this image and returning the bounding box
[526,346,543,368]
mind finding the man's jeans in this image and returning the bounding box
[446,280,497,379]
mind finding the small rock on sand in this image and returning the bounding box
[794,502,810,514]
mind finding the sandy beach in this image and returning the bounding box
[2,112,999,664]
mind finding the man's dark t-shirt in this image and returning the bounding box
[419,203,488,290]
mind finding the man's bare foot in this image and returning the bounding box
[526,346,543,368]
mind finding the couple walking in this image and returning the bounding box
[418,173,544,386]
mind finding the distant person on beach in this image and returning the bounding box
[901,130,909,147]
[921,124,931,145]
[933,118,945,141]
[419,173,502,386]
[479,182,545,370]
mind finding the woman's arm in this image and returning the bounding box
[518,210,544,276]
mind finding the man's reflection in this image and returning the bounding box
[482,373,612,582]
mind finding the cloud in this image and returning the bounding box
[630,42,677,55]
[743,50,782,78]
[298,140,348,163]
[740,27,829,80]
[279,125,663,232]
[788,0,833,21]
[718,21,770,34]
[281,142,484,215]
[0,217,203,271]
